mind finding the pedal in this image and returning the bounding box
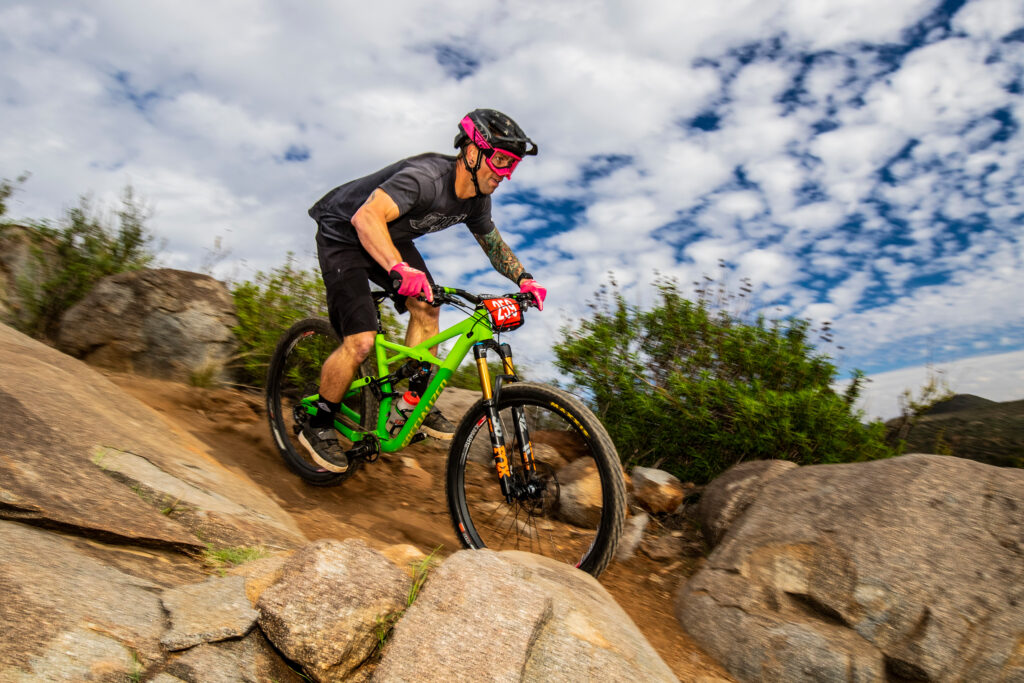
[292,404,309,435]
[409,433,427,445]
[347,438,381,463]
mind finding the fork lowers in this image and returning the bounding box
[445,382,626,578]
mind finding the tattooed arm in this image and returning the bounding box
[476,227,547,310]
[474,228,528,283]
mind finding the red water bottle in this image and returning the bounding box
[387,390,420,436]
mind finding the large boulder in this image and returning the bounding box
[0,322,307,551]
[160,575,259,651]
[0,519,304,682]
[631,466,688,515]
[0,521,170,680]
[163,631,304,683]
[257,539,410,682]
[376,549,678,682]
[676,454,1024,682]
[697,459,797,547]
[557,457,604,527]
[57,268,237,383]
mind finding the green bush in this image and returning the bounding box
[230,256,406,388]
[12,186,157,339]
[0,173,29,218]
[553,277,895,483]
[230,255,328,388]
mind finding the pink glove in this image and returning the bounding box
[389,262,433,302]
[519,278,546,311]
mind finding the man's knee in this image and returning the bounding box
[406,297,439,322]
[342,330,377,361]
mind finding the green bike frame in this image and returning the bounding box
[333,291,498,452]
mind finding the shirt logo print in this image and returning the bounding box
[410,212,467,233]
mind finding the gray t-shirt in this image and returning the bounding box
[309,153,496,246]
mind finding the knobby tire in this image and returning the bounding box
[445,382,626,577]
[265,317,377,486]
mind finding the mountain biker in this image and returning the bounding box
[302,108,548,473]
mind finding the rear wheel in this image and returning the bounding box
[446,383,626,577]
[265,318,377,486]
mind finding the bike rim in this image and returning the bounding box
[270,326,345,474]
[453,398,611,570]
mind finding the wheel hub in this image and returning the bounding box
[516,464,559,515]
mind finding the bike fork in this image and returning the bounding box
[474,343,538,503]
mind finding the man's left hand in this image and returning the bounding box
[519,279,547,311]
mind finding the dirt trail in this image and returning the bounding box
[110,372,731,681]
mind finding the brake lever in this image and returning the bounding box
[422,284,445,306]
[512,292,537,309]
[393,279,442,305]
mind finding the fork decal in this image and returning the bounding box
[492,445,511,478]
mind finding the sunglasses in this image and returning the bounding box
[460,116,523,178]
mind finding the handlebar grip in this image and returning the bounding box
[515,292,538,308]
[389,280,441,304]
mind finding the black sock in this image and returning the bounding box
[310,396,340,428]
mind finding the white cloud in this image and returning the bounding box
[713,191,763,221]
[784,202,848,235]
[873,257,915,291]
[953,0,1024,40]
[642,139,735,204]
[730,62,795,107]
[860,39,1013,134]
[781,0,937,49]
[801,55,855,107]
[737,249,798,288]
[812,125,903,193]
[808,253,846,277]
[157,92,297,154]
[828,250,1024,366]
[744,156,806,214]
[826,271,873,312]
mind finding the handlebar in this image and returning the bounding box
[379,283,538,309]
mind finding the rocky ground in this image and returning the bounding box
[6,311,1020,681]
[108,372,731,681]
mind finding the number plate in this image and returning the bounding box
[483,298,524,331]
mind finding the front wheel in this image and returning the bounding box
[265,317,377,486]
[446,383,626,577]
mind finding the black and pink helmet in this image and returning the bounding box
[454,109,538,177]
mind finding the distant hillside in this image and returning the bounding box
[887,394,1024,468]
[923,394,998,416]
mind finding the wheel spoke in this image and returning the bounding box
[448,384,625,576]
[266,319,375,486]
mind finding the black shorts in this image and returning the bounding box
[316,230,433,339]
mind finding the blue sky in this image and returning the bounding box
[1,0,1022,418]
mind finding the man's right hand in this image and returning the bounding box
[389,262,433,302]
